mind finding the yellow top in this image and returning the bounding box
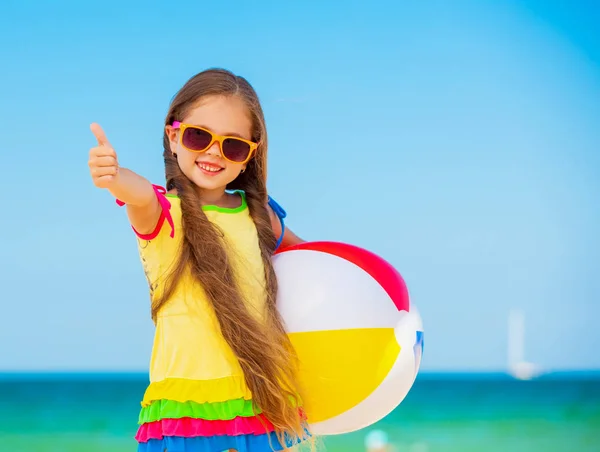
[135,191,267,406]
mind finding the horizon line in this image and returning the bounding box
[1,369,599,381]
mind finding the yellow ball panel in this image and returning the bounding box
[288,328,400,423]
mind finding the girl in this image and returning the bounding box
[88,68,310,452]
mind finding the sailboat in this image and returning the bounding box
[507,308,542,380]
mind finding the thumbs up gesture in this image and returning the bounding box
[88,123,120,189]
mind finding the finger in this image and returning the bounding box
[90,123,111,147]
[93,174,116,187]
[89,155,118,168]
[91,166,118,178]
[89,145,117,159]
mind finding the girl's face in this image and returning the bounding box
[166,94,253,196]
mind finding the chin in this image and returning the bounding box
[190,177,225,191]
[189,171,233,191]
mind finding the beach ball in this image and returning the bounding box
[273,241,424,435]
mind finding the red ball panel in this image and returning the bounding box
[277,241,410,312]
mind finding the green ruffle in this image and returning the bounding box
[138,398,260,424]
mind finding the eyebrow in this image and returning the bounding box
[192,124,249,140]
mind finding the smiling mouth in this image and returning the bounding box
[196,162,224,174]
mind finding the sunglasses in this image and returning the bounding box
[172,121,258,164]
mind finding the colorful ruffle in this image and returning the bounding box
[135,415,274,442]
[139,398,259,424]
[141,376,252,407]
[138,433,292,452]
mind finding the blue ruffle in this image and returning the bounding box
[138,432,291,452]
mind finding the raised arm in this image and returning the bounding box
[88,123,162,235]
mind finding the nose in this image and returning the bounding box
[205,141,222,158]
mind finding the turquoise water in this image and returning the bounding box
[1,372,598,451]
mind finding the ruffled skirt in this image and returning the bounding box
[135,378,308,452]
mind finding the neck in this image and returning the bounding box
[194,186,231,207]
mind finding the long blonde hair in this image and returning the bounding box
[155,68,308,446]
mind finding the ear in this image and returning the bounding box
[165,125,178,154]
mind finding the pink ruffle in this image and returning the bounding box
[135,415,275,442]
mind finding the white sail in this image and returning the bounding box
[507,308,541,380]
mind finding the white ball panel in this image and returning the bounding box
[274,249,403,333]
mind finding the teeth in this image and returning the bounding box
[198,163,221,172]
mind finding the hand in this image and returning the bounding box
[88,123,119,189]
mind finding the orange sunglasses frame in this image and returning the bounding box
[172,121,258,164]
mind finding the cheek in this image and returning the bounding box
[224,163,244,176]
[176,146,198,171]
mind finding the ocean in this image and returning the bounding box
[0,372,598,452]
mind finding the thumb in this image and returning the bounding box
[90,123,111,147]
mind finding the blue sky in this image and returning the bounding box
[0,0,598,372]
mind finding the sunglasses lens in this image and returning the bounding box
[222,138,252,163]
[182,127,212,151]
